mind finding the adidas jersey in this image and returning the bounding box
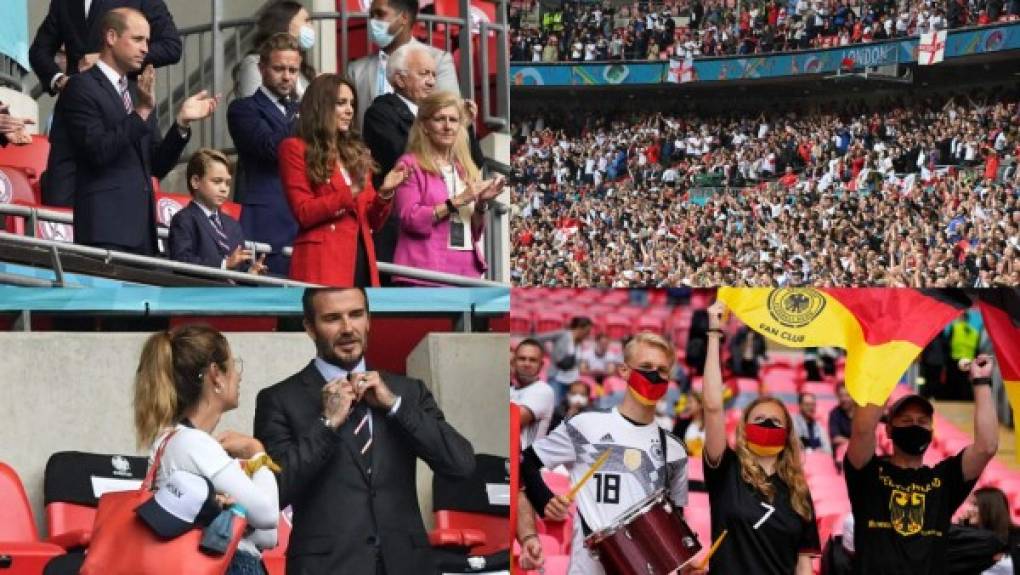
[532,407,689,575]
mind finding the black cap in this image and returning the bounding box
[887,394,934,420]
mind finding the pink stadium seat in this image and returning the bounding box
[510,309,532,334]
[604,314,631,340]
[535,311,566,333]
[0,462,66,573]
[634,315,665,334]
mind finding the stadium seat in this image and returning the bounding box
[534,311,566,333]
[431,454,509,556]
[43,451,148,551]
[0,166,39,205]
[0,461,66,573]
[510,309,532,333]
[604,313,631,340]
[0,134,50,184]
[262,511,292,575]
[153,192,243,228]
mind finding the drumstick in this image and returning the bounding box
[567,451,610,502]
[696,529,728,570]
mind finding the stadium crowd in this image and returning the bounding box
[6,0,500,287]
[510,0,1020,62]
[510,89,1020,287]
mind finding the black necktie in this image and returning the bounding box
[279,96,296,120]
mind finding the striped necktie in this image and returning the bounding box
[209,213,231,254]
[351,401,372,472]
[119,77,133,114]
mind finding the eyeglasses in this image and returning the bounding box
[234,357,244,376]
[750,416,785,428]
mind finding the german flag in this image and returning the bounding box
[716,288,970,406]
[975,289,1020,460]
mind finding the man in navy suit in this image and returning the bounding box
[169,148,267,273]
[30,0,181,207]
[227,33,301,276]
[57,7,217,255]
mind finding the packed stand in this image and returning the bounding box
[510,89,1020,287]
[510,0,1020,62]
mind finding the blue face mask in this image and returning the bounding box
[298,25,316,50]
[369,18,398,48]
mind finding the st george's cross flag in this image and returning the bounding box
[716,288,970,406]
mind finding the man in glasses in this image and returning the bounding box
[520,331,700,575]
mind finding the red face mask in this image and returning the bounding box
[745,420,788,457]
[627,367,669,405]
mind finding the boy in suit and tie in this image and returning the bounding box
[168,148,266,273]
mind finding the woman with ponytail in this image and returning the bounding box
[134,325,279,575]
[702,301,820,574]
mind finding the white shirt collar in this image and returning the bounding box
[192,200,219,219]
[396,93,418,117]
[95,60,125,92]
[314,357,367,382]
[259,85,288,115]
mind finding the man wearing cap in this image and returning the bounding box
[845,354,999,575]
[254,287,475,574]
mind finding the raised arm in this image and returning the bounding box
[702,300,728,466]
[846,402,883,471]
[961,354,999,481]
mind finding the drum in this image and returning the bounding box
[584,489,703,575]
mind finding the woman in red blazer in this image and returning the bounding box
[279,74,407,286]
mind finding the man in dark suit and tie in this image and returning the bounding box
[227,33,301,277]
[253,288,476,575]
[30,0,181,207]
[57,7,217,255]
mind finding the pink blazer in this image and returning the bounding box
[392,153,486,285]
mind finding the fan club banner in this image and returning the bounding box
[716,288,970,406]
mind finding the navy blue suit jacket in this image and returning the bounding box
[168,201,246,269]
[58,65,189,255]
[227,89,297,275]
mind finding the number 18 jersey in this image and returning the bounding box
[532,407,689,575]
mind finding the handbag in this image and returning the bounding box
[80,430,248,575]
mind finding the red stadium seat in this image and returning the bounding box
[262,511,292,575]
[0,167,39,205]
[0,134,50,184]
[604,314,631,340]
[534,311,565,333]
[154,192,244,228]
[510,309,533,334]
[0,461,66,573]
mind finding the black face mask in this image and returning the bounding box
[890,424,932,456]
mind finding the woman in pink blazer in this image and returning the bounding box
[391,91,504,285]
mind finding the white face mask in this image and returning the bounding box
[369,18,398,48]
[298,24,316,50]
[567,394,588,407]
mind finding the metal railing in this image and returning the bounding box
[0,203,507,287]
[0,53,29,91]
[158,1,510,152]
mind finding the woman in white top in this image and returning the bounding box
[134,325,279,575]
[234,1,315,98]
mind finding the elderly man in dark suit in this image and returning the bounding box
[57,7,216,255]
[226,32,302,276]
[30,0,181,207]
[254,288,475,575]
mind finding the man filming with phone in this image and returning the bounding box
[254,287,476,574]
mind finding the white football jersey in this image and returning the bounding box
[532,407,689,575]
[510,380,555,449]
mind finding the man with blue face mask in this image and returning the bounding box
[845,354,1000,575]
[346,0,460,131]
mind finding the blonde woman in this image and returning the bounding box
[702,301,820,574]
[391,90,504,285]
[134,325,279,575]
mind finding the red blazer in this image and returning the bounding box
[279,137,392,286]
